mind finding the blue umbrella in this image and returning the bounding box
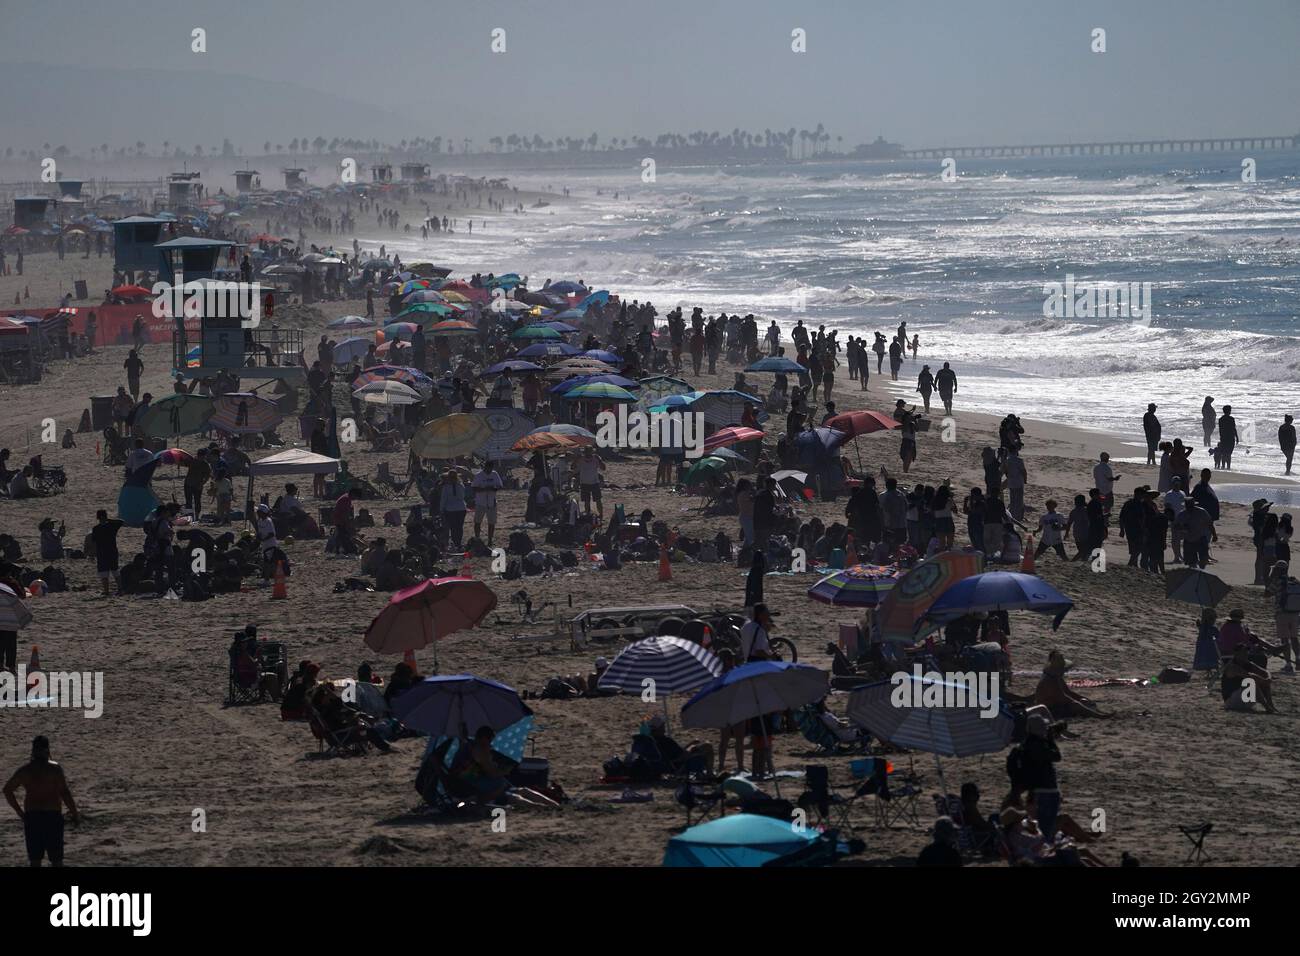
[680,661,829,730]
[552,309,587,322]
[516,342,582,358]
[746,356,804,374]
[392,674,532,738]
[921,571,1074,632]
[550,373,639,394]
[582,349,622,365]
[794,427,848,467]
[481,360,544,377]
[647,391,705,412]
[540,321,581,334]
[664,814,817,867]
[547,280,587,295]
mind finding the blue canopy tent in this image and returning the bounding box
[663,814,817,867]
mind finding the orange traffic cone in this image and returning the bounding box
[1021,537,1036,574]
[459,550,472,577]
[658,543,672,581]
[272,561,288,598]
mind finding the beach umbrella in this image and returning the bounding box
[490,299,534,313]
[807,564,902,607]
[426,319,477,337]
[472,407,537,462]
[693,390,763,429]
[364,577,498,670]
[511,432,585,452]
[331,336,372,364]
[638,376,696,412]
[392,674,531,739]
[1165,568,1232,607]
[136,394,214,439]
[598,635,723,698]
[527,423,597,440]
[709,447,753,471]
[877,550,986,643]
[685,457,733,484]
[210,392,282,435]
[411,413,493,459]
[262,262,304,276]
[545,358,614,378]
[745,356,804,374]
[381,321,421,341]
[823,410,900,438]
[439,290,472,304]
[550,374,639,394]
[564,381,637,404]
[110,284,152,299]
[680,661,830,730]
[354,365,434,397]
[402,290,450,304]
[482,360,544,377]
[326,315,376,330]
[539,321,581,334]
[516,342,582,359]
[353,380,422,405]
[703,426,763,452]
[794,427,848,468]
[399,280,432,295]
[397,303,455,321]
[647,392,705,413]
[511,324,562,341]
[547,280,588,295]
[582,350,622,365]
[769,469,809,500]
[921,571,1074,633]
[149,448,196,467]
[847,674,1016,793]
[0,583,34,631]
[664,814,818,868]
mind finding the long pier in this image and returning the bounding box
[904,134,1299,160]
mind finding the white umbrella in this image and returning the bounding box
[0,583,33,630]
[352,380,422,405]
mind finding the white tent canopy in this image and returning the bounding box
[250,448,339,476]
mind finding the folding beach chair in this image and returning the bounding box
[794,704,868,754]
[305,698,371,757]
[850,756,922,829]
[227,655,264,705]
[675,782,725,827]
[934,793,996,858]
[797,765,856,833]
[1178,822,1213,864]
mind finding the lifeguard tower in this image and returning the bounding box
[282,168,307,189]
[167,172,203,207]
[400,162,430,182]
[56,179,85,199]
[113,215,171,273]
[371,163,393,183]
[234,169,261,193]
[160,236,304,385]
[13,196,55,229]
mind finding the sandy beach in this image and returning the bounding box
[1,211,1297,871]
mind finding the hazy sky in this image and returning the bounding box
[1,0,1297,149]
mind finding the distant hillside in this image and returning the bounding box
[0,61,406,153]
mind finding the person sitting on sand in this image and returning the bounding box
[375,551,418,592]
[1222,645,1278,714]
[383,662,419,706]
[999,807,1106,867]
[309,683,392,753]
[917,816,963,866]
[1216,608,1281,669]
[1034,650,1110,719]
[361,538,388,576]
[636,714,714,777]
[451,726,560,808]
[280,661,320,720]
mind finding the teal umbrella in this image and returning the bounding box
[137,394,215,439]
[664,814,818,867]
[685,456,732,483]
[563,382,637,403]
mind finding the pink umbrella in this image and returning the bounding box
[363,577,498,669]
[703,426,764,452]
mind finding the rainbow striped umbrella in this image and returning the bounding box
[807,564,903,607]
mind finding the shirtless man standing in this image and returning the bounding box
[4,736,79,867]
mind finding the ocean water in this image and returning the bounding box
[374,152,1300,481]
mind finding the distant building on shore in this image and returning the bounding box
[852,136,905,160]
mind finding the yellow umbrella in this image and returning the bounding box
[411,413,492,459]
[440,291,471,304]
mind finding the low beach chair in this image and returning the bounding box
[794,704,868,754]
[305,698,370,758]
[849,757,922,830]
[227,655,265,706]
[1178,822,1213,864]
[415,739,484,815]
[675,782,725,826]
[797,764,856,833]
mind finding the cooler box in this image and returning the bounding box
[508,757,549,790]
[90,395,115,430]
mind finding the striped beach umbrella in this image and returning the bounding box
[0,583,34,630]
[426,319,477,337]
[807,564,902,607]
[598,636,723,694]
[353,380,422,405]
[210,392,282,435]
[847,676,1015,758]
[564,382,637,403]
[511,432,585,452]
[527,423,597,440]
[703,426,763,452]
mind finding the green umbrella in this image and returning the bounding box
[685,456,731,483]
[511,324,562,340]
[396,303,456,320]
[137,394,215,439]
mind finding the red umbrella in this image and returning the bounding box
[250,232,278,243]
[363,578,498,667]
[703,425,764,452]
[111,284,152,299]
[824,410,899,438]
